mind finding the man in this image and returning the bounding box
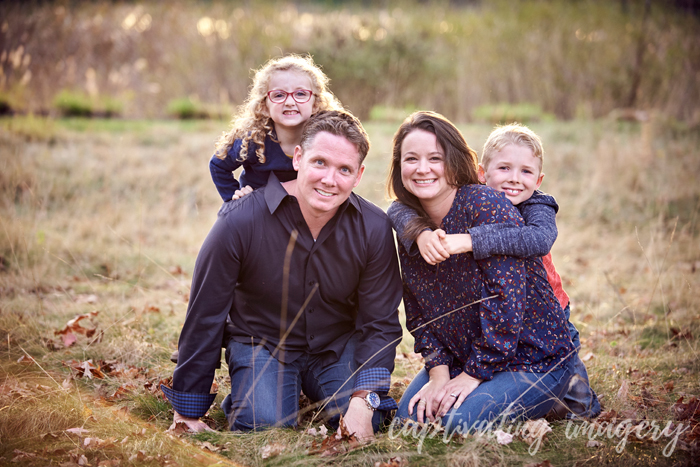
[162,110,403,440]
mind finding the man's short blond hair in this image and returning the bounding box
[481,123,544,172]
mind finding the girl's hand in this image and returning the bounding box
[408,366,450,423]
[231,185,254,200]
[417,229,450,265]
[436,372,482,417]
[439,233,473,255]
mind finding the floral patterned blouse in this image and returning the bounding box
[399,184,574,381]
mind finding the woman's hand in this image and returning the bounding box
[416,229,450,265]
[231,185,253,200]
[408,365,450,423]
[436,372,482,417]
[439,233,473,255]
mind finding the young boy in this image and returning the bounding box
[388,123,600,419]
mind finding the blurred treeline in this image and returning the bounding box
[0,0,698,123]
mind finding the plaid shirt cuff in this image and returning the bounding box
[161,384,216,419]
[353,368,397,411]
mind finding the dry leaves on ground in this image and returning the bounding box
[307,415,362,457]
[375,456,408,467]
[54,311,100,347]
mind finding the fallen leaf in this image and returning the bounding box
[260,443,285,459]
[581,352,595,362]
[84,436,117,448]
[108,384,136,401]
[76,294,98,304]
[671,396,700,422]
[166,421,190,435]
[64,359,106,379]
[663,381,675,393]
[66,428,89,435]
[494,429,514,445]
[616,380,630,402]
[524,461,552,467]
[587,440,603,448]
[198,441,221,452]
[61,332,78,348]
[17,355,35,364]
[375,456,408,467]
[57,312,99,331]
[11,449,41,462]
[597,410,619,423]
[521,419,552,446]
[308,415,362,457]
[671,328,693,340]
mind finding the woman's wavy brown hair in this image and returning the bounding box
[387,111,479,241]
[214,54,342,164]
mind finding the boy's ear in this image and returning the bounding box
[477,165,487,184]
[536,172,545,189]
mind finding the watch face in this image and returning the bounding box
[367,392,380,409]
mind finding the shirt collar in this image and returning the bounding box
[263,172,362,215]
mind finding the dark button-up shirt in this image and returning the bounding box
[165,174,403,418]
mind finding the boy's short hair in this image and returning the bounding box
[300,110,370,166]
[481,123,544,172]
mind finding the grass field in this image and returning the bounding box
[1,114,699,466]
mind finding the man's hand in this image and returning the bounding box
[231,185,253,200]
[169,411,214,433]
[416,229,450,265]
[340,397,375,441]
[440,233,473,255]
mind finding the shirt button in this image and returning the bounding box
[310,335,314,340]
[308,280,316,286]
[308,308,314,313]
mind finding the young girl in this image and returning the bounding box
[210,54,343,201]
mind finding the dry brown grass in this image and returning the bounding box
[1,115,699,465]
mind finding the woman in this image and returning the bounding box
[388,111,574,433]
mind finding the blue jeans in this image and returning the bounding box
[221,335,385,431]
[397,358,574,434]
[563,304,601,418]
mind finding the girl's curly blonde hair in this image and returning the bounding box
[215,54,343,164]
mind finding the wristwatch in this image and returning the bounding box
[351,390,380,411]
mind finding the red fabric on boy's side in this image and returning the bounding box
[542,252,570,310]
